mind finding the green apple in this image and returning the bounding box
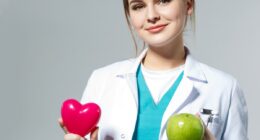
[166,113,204,140]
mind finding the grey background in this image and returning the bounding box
[0,0,259,139]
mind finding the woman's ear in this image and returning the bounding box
[186,0,194,15]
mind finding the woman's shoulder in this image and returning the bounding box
[186,54,237,83]
[201,62,234,78]
[197,59,239,88]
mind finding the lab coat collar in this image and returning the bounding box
[116,47,208,84]
[184,48,208,83]
[118,47,148,77]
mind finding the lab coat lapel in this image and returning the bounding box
[124,74,138,108]
[116,48,148,108]
[160,75,196,134]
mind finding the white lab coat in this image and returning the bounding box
[81,48,248,140]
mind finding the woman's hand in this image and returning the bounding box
[58,118,99,140]
[203,124,216,140]
[195,114,216,140]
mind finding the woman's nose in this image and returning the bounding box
[147,5,160,24]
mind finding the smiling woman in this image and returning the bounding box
[123,0,196,52]
[59,0,248,140]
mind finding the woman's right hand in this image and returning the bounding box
[58,118,98,140]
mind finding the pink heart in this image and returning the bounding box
[61,99,101,137]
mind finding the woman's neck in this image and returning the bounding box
[142,39,186,71]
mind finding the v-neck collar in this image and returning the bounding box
[136,64,184,109]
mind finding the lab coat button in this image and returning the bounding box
[121,134,125,139]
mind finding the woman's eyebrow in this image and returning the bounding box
[129,0,143,5]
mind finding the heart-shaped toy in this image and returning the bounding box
[61,99,101,137]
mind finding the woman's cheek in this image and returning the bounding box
[130,13,146,29]
[160,7,180,21]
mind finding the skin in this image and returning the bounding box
[58,118,98,140]
[196,114,216,140]
[128,0,193,70]
[59,0,216,139]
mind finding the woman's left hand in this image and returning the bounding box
[195,113,216,140]
[203,125,216,140]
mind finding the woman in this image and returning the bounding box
[59,0,248,139]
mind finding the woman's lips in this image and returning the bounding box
[146,24,168,33]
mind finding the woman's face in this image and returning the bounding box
[128,0,193,47]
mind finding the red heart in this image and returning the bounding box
[61,99,101,137]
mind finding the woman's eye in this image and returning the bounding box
[158,0,172,4]
[131,4,145,11]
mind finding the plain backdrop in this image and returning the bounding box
[0,0,259,139]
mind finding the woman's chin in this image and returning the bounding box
[146,39,174,48]
[145,34,182,48]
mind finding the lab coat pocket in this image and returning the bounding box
[199,112,222,137]
[207,115,222,137]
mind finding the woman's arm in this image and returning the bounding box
[222,80,248,140]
